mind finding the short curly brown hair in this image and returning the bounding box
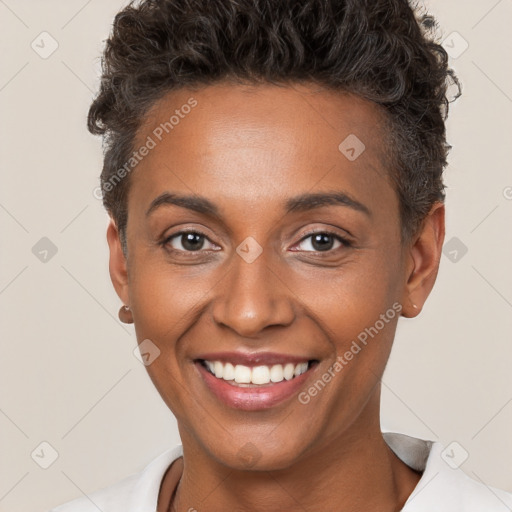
[88,0,460,256]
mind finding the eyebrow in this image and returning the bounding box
[145,190,372,218]
[285,191,371,217]
[146,192,219,218]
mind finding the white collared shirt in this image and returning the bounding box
[49,431,512,511]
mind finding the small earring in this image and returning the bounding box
[412,304,418,309]
[118,304,133,324]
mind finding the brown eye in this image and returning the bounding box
[163,231,217,252]
[294,231,351,253]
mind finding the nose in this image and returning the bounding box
[211,249,296,338]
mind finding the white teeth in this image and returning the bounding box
[223,362,235,380]
[269,364,283,383]
[234,365,252,383]
[214,361,223,378]
[203,360,311,385]
[294,362,308,377]
[283,363,295,380]
[252,365,271,384]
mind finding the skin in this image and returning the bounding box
[106,82,445,511]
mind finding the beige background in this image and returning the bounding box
[0,1,511,511]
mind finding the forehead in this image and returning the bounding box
[128,82,395,219]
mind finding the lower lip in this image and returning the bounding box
[196,362,316,411]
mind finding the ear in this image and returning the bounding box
[400,201,445,318]
[106,218,130,306]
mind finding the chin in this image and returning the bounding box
[203,432,312,472]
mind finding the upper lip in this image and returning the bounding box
[194,351,317,367]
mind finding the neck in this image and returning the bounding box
[162,394,422,512]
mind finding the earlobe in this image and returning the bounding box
[400,202,445,318]
[106,219,130,307]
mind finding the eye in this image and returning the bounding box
[293,231,351,253]
[162,230,218,253]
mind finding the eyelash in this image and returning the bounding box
[294,229,352,253]
[159,228,352,256]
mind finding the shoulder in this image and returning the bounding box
[383,431,512,511]
[407,458,512,511]
[422,444,512,511]
[48,445,183,512]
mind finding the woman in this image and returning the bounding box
[51,0,512,510]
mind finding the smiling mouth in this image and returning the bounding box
[198,359,318,387]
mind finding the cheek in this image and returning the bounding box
[292,252,400,338]
[128,263,204,415]
[292,270,400,436]
[129,258,210,340]
[290,255,401,400]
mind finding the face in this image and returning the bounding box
[107,82,440,471]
